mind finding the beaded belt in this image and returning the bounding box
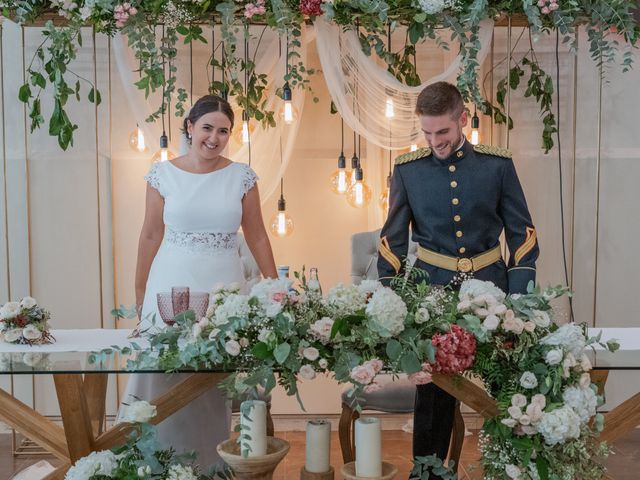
[164,228,237,254]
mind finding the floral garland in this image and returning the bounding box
[4,1,638,150]
[0,296,53,345]
[107,268,619,480]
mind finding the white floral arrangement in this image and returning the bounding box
[0,297,53,345]
[108,268,618,480]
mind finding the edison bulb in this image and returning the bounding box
[269,210,294,237]
[385,98,395,118]
[346,169,372,208]
[128,125,147,152]
[470,129,479,145]
[151,147,176,163]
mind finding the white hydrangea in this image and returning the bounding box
[20,296,37,309]
[214,294,250,326]
[0,301,20,320]
[356,279,383,298]
[541,323,586,358]
[365,288,407,337]
[118,400,157,424]
[537,406,581,445]
[415,0,457,15]
[326,283,365,315]
[65,450,119,480]
[545,348,563,365]
[562,386,598,424]
[166,465,198,480]
[459,279,506,303]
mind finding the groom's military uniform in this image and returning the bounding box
[377,139,539,466]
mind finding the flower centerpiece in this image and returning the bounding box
[0,297,53,345]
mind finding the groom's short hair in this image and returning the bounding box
[415,82,464,119]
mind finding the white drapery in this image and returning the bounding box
[315,18,494,150]
[112,26,310,204]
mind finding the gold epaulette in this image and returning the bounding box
[473,144,512,158]
[394,147,431,165]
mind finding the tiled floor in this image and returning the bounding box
[2,429,639,479]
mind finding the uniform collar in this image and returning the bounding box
[432,137,470,165]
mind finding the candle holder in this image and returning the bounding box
[217,437,290,480]
[300,466,335,480]
[341,462,398,480]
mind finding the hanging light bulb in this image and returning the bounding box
[151,133,176,163]
[385,98,395,119]
[269,194,294,237]
[241,110,250,144]
[379,173,391,214]
[330,152,348,194]
[349,153,359,186]
[128,124,147,152]
[470,105,480,146]
[281,82,294,125]
[346,168,372,208]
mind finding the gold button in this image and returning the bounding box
[456,151,464,158]
[454,215,461,222]
[456,230,463,238]
[459,247,466,254]
[449,165,456,172]
[452,198,459,205]
[450,181,458,188]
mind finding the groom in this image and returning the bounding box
[377,82,539,475]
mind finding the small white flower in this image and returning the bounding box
[166,464,198,480]
[198,317,209,328]
[508,406,523,419]
[505,464,522,479]
[523,321,536,333]
[545,348,563,365]
[415,307,430,324]
[526,403,544,423]
[22,324,42,340]
[225,339,241,356]
[239,337,250,348]
[310,317,334,344]
[137,465,152,477]
[519,371,538,389]
[318,358,328,369]
[20,297,37,309]
[501,418,518,428]
[519,414,531,426]
[302,347,319,361]
[531,394,547,409]
[119,400,157,424]
[299,364,316,380]
[65,450,119,479]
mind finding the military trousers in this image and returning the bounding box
[410,383,457,480]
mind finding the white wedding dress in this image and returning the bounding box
[119,160,258,467]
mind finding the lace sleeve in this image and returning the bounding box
[241,164,259,196]
[144,162,163,196]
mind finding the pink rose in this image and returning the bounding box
[350,364,376,385]
[363,382,382,394]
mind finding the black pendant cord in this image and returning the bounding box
[189,26,193,107]
[211,24,215,92]
[554,29,573,320]
[340,118,344,156]
[279,135,285,201]
[244,26,252,166]
[161,23,166,138]
[221,39,227,99]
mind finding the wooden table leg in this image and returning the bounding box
[53,373,96,462]
[94,372,228,450]
[83,374,109,436]
[0,386,69,461]
[600,392,640,443]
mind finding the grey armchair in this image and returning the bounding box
[340,230,465,472]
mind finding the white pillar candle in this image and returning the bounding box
[355,417,382,477]
[240,400,267,458]
[305,419,331,473]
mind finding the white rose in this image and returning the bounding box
[299,364,316,380]
[3,328,23,343]
[482,314,500,331]
[318,358,328,369]
[225,339,241,356]
[508,406,523,419]
[119,400,157,423]
[511,393,528,408]
[531,394,546,409]
[532,310,551,328]
[492,303,508,316]
[303,347,320,361]
[198,317,209,328]
[526,403,543,423]
[501,418,518,428]
[523,321,536,333]
[456,299,472,312]
[20,297,37,309]
[0,302,20,319]
[415,307,430,324]
[520,371,538,389]
[545,348,563,365]
[474,307,490,318]
[22,324,42,340]
[505,464,522,479]
[518,414,531,426]
[239,337,250,348]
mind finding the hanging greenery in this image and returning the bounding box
[3,0,638,150]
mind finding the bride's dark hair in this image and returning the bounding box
[182,95,234,139]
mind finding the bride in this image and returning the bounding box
[122,95,278,466]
